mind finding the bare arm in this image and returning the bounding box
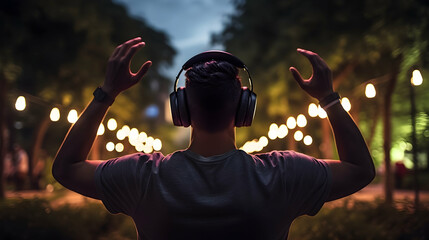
[290,49,375,201]
[52,37,152,199]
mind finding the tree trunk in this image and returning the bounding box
[30,112,50,190]
[0,72,6,199]
[382,70,398,205]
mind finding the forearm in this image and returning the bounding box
[53,99,109,175]
[325,101,375,177]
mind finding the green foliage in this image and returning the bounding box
[0,198,136,240]
[214,0,429,157]
[290,200,429,240]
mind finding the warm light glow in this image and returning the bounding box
[318,105,327,119]
[116,129,126,140]
[296,114,307,128]
[303,135,313,146]
[135,142,144,152]
[146,136,154,147]
[294,130,303,141]
[143,145,153,154]
[286,117,296,129]
[129,128,139,141]
[259,136,269,147]
[268,123,279,140]
[50,107,60,122]
[121,125,131,136]
[97,123,105,135]
[308,103,318,117]
[365,83,376,98]
[15,96,26,111]
[278,124,288,139]
[106,142,115,152]
[153,139,162,151]
[115,143,124,152]
[67,109,78,123]
[341,97,351,112]
[138,132,148,142]
[411,69,423,86]
[107,118,117,131]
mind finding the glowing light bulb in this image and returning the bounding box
[296,114,307,128]
[294,130,303,141]
[303,135,313,146]
[129,128,139,141]
[138,132,148,142]
[286,117,296,129]
[116,129,126,140]
[115,143,124,152]
[365,83,376,98]
[50,107,60,122]
[121,125,131,136]
[308,103,318,117]
[268,123,279,140]
[278,124,288,139]
[341,97,351,112]
[259,136,269,147]
[67,109,78,123]
[318,105,327,119]
[15,96,26,111]
[107,118,117,131]
[411,69,423,86]
[106,142,115,152]
[97,123,105,135]
[153,139,162,151]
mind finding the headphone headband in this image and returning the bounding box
[174,50,253,92]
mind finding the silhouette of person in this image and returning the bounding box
[53,37,375,239]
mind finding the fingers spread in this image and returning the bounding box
[289,67,306,88]
[125,42,145,62]
[117,37,143,58]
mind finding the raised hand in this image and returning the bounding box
[289,49,334,101]
[102,37,152,98]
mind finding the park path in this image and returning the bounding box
[5,183,429,208]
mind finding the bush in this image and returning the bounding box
[0,198,136,240]
[289,200,429,240]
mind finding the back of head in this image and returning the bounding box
[185,60,242,132]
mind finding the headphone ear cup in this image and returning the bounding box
[176,87,191,127]
[170,91,182,126]
[235,88,250,127]
[243,91,257,126]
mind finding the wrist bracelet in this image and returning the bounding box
[322,99,340,110]
[319,92,340,108]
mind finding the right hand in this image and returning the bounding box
[289,49,334,100]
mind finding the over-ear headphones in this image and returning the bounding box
[169,50,257,128]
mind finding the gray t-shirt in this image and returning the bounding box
[95,149,331,240]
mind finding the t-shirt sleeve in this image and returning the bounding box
[283,151,332,217]
[94,153,152,215]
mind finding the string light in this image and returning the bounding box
[365,83,376,98]
[286,117,296,129]
[411,69,423,86]
[121,125,131,136]
[341,97,351,112]
[50,107,60,122]
[278,124,288,139]
[115,143,124,152]
[303,135,313,146]
[106,142,115,152]
[308,103,318,117]
[153,139,162,151]
[294,130,304,141]
[67,109,78,123]
[318,105,327,119]
[268,123,279,140]
[97,123,105,135]
[116,129,126,140]
[107,118,117,131]
[296,114,307,128]
[15,96,26,111]
[259,136,269,147]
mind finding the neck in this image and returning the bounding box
[188,127,237,157]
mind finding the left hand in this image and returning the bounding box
[102,37,152,98]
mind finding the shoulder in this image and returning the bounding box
[252,150,315,166]
[98,152,166,172]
